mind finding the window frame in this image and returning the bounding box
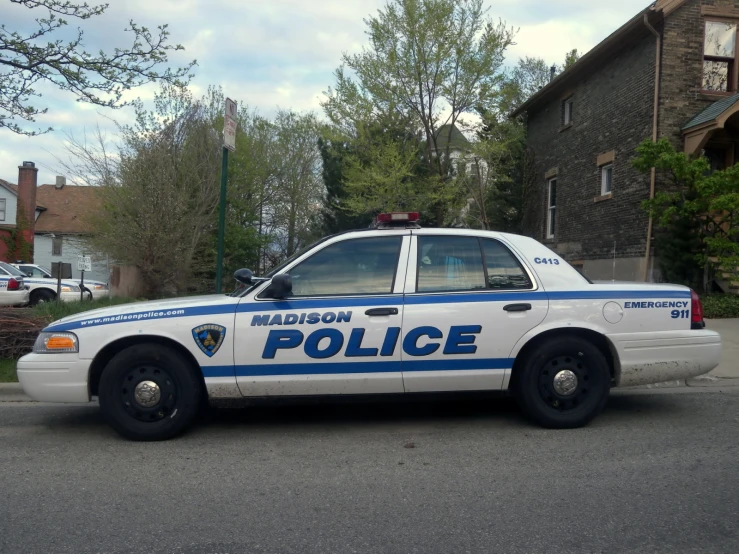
[414,235,535,294]
[0,198,5,222]
[256,234,406,300]
[702,18,739,94]
[52,237,63,256]
[547,178,557,240]
[600,163,613,196]
[563,97,574,125]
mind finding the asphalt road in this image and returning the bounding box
[1,389,738,554]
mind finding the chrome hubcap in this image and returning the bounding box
[134,380,161,408]
[552,369,578,396]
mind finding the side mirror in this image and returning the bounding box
[234,268,255,286]
[270,273,292,299]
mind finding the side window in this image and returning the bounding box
[481,240,533,290]
[417,236,486,293]
[20,266,42,277]
[287,236,402,297]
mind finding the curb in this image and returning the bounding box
[0,383,33,402]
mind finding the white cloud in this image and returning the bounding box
[1,0,653,185]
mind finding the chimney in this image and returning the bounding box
[55,176,66,189]
[550,65,557,82]
[17,161,38,260]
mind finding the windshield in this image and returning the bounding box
[0,262,26,277]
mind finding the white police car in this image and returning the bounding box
[0,269,30,307]
[17,213,722,440]
[12,262,109,301]
[0,261,81,305]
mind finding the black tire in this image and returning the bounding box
[513,336,611,429]
[30,289,55,306]
[98,344,202,441]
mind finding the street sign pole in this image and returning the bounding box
[216,98,237,294]
[215,146,229,294]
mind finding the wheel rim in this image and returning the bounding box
[119,364,178,422]
[538,355,590,412]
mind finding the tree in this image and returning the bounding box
[323,0,515,225]
[1,0,195,135]
[563,48,580,70]
[633,138,739,291]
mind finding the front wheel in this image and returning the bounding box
[98,344,202,440]
[513,336,611,429]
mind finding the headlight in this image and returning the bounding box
[33,332,79,353]
[94,285,108,290]
[60,286,80,293]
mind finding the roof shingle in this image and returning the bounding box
[34,185,103,234]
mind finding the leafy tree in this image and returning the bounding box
[563,48,580,70]
[323,0,515,225]
[633,138,739,291]
[1,0,195,135]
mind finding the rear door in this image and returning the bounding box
[234,232,410,396]
[401,232,548,392]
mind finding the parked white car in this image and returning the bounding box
[0,271,30,307]
[17,213,721,440]
[0,262,81,305]
[12,263,109,301]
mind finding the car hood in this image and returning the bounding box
[44,294,239,330]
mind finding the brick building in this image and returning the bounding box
[513,0,739,281]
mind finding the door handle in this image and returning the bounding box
[365,307,399,316]
[503,303,532,312]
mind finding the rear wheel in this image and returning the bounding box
[98,344,202,441]
[514,336,611,429]
[30,289,55,306]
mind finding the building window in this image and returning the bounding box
[0,199,5,221]
[52,237,63,256]
[563,97,574,125]
[601,164,613,195]
[547,178,557,239]
[703,20,738,92]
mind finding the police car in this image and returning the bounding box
[0,268,30,307]
[0,262,81,305]
[12,262,109,301]
[17,213,722,440]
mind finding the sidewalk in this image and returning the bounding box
[685,318,739,387]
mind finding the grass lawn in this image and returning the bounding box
[0,358,18,383]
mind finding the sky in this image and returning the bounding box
[0,0,652,185]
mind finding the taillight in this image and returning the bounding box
[7,278,20,291]
[691,289,705,329]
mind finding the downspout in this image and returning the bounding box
[643,12,661,282]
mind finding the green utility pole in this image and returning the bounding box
[215,146,228,294]
[216,97,237,294]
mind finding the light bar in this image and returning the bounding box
[377,212,420,223]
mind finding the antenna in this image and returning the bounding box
[612,241,617,281]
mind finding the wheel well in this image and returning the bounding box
[88,335,205,397]
[510,328,617,389]
[31,287,56,299]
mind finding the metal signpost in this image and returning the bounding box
[78,254,92,301]
[216,98,237,294]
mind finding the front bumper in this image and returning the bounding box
[16,353,91,403]
[609,329,722,387]
[59,291,83,303]
[89,288,110,300]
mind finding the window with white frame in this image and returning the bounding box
[601,163,613,195]
[0,198,5,221]
[547,178,557,239]
[52,237,63,256]
[563,97,574,125]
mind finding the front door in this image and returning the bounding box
[234,233,410,396]
[401,233,548,392]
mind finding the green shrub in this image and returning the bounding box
[32,297,145,323]
[702,294,739,319]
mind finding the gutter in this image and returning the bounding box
[643,12,661,282]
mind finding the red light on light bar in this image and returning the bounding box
[377,212,420,223]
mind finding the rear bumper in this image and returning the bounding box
[0,290,30,306]
[16,353,91,403]
[608,330,722,387]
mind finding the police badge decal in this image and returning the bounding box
[192,324,226,357]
